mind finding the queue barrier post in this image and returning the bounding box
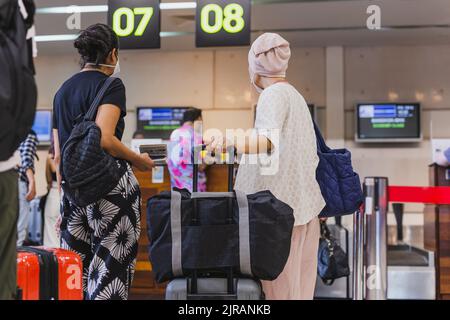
[363,177,389,300]
[352,208,364,300]
[353,177,389,300]
[352,178,450,300]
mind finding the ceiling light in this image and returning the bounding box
[36,2,197,14]
[35,32,193,42]
[160,2,196,10]
[36,5,108,14]
[35,34,78,42]
[160,31,192,37]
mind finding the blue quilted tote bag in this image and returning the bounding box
[313,122,363,218]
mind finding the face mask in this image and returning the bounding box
[250,73,264,94]
[86,58,120,76]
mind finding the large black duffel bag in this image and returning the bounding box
[147,188,295,283]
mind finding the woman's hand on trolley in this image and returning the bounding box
[205,133,273,155]
[133,152,155,171]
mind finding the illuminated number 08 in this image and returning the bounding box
[113,7,154,37]
[201,3,245,34]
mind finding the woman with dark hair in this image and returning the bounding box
[167,108,206,191]
[52,23,154,300]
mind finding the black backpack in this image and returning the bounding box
[60,77,127,207]
[0,0,37,161]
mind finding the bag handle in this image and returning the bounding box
[320,220,332,240]
[191,192,234,198]
[84,76,116,121]
[312,120,330,153]
[170,190,183,277]
[322,279,335,286]
[235,189,252,276]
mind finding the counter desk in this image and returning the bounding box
[424,164,450,300]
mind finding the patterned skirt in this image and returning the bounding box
[60,162,141,300]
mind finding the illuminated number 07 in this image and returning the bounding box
[201,3,245,34]
[113,7,154,37]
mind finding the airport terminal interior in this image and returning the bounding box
[1,0,450,302]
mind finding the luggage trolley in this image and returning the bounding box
[165,145,263,300]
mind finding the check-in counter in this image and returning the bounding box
[130,165,231,299]
[424,164,450,300]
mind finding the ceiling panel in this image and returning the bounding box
[33,0,450,54]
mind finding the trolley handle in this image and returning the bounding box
[192,144,236,193]
[190,144,237,296]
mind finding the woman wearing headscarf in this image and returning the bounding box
[208,33,325,300]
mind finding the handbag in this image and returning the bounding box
[313,121,363,217]
[317,221,350,285]
[60,77,126,207]
[147,188,295,283]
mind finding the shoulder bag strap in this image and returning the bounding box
[312,120,330,152]
[84,76,116,121]
[320,220,332,239]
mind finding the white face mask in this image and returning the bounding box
[250,73,264,94]
[86,58,120,76]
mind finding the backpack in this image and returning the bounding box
[313,121,364,217]
[0,0,37,161]
[60,77,127,207]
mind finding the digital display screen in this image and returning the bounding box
[108,0,160,49]
[196,0,251,47]
[32,110,52,144]
[136,107,189,139]
[356,103,421,141]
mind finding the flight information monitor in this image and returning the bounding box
[136,107,189,140]
[356,103,421,142]
[32,110,52,145]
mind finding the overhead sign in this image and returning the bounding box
[108,0,160,49]
[196,0,251,47]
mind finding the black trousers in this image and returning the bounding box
[0,169,19,300]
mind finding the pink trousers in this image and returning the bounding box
[261,217,320,300]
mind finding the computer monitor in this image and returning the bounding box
[355,103,422,143]
[136,107,190,140]
[31,110,52,145]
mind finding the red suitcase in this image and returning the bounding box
[17,247,83,300]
